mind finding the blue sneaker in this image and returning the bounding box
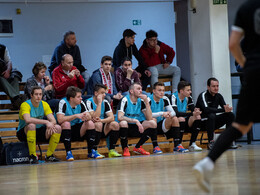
[88,149,104,159]
[66,151,74,161]
[153,146,163,154]
[173,144,189,153]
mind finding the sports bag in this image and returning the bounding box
[1,142,30,165]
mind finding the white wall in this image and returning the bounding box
[0,2,176,80]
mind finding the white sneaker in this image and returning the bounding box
[189,144,202,152]
[193,157,214,193]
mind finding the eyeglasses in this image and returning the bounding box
[148,38,157,42]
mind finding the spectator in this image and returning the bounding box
[48,31,90,93]
[52,54,85,99]
[115,57,141,95]
[139,30,181,92]
[87,56,122,101]
[24,62,59,111]
[0,44,24,110]
[113,29,151,90]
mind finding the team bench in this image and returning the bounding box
[0,82,224,161]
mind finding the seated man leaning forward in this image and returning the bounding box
[150,82,188,153]
[117,82,159,156]
[85,84,121,158]
[52,54,85,99]
[115,57,142,95]
[171,81,202,152]
[56,86,103,160]
[17,86,62,164]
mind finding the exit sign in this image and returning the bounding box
[213,0,227,4]
[132,20,141,26]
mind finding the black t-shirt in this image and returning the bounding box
[234,0,260,58]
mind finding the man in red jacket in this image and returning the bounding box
[52,54,85,99]
[139,30,181,93]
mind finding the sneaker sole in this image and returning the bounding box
[67,158,74,161]
[123,154,131,157]
[133,151,150,155]
[109,155,122,158]
[154,151,163,154]
[193,168,210,193]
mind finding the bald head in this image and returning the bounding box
[61,54,73,71]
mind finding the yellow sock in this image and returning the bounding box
[46,133,61,157]
[27,130,36,156]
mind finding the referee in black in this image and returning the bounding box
[193,0,260,192]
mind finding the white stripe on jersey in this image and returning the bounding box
[86,99,93,112]
[202,91,208,107]
[56,99,66,115]
[118,96,128,114]
[104,99,112,114]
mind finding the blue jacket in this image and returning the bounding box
[87,68,118,98]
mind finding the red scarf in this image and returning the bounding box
[100,68,113,94]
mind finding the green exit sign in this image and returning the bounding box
[132,20,141,26]
[213,0,227,4]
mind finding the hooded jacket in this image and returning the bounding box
[113,39,147,73]
[139,40,175,67]
[49,41,86,74]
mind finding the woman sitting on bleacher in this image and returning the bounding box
[24,62,59,111]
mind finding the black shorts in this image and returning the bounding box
[71,122,85,141]
[127,124,143,137]
[17,126,49,143]
[157,120,173,140]
[235,62,260,125]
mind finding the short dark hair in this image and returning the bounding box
[94,84,107,92]
[101,56,113,64]
[63,31,75,41]
[123,29,136,38]
[31,86,42,95]
[207,77,219,87]
[129,82,142,91]
[153,82,165,89]
[121,57,132,65]
[32,62,47,76]
[178,81,191,92]
[146,30,158,39]
[66,86,82,100]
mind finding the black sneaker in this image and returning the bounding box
[207,140,215,150]
[29,154,39,164]
[45,154,60,162]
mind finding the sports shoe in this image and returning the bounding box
[108,149,122,158]
[133,146,150,155]
[96,151,105,158]
[66,151,74,161]
[153,146,163,154]
[123,147,130,157]
[193,157,214,193]
[208,140,215,150]
[29,154,39,164]
[88,149,104,159]
[45,154,60,162]
[189,144,203,152]
[173,144,189,153]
